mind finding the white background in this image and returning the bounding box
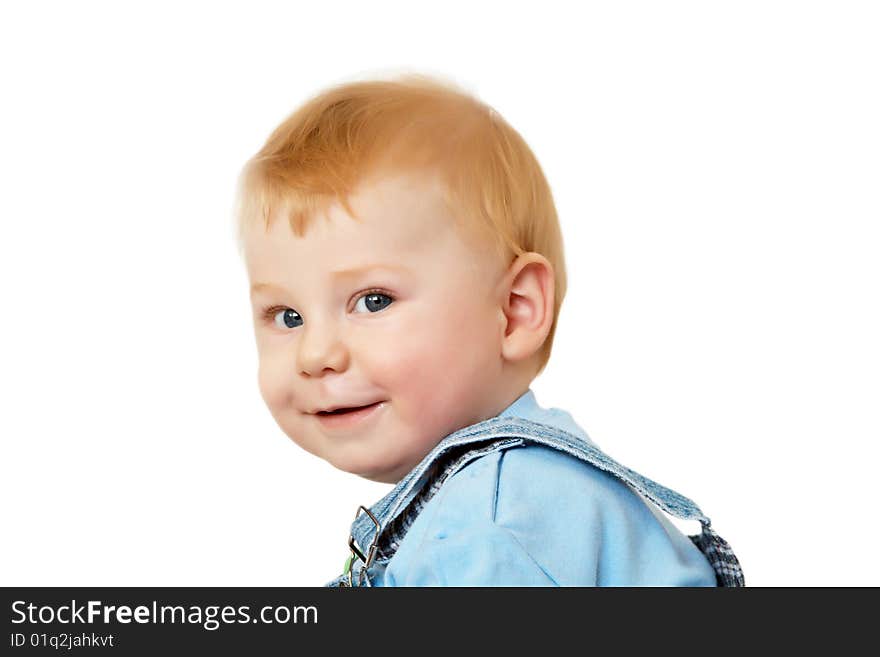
[1,1,877,587]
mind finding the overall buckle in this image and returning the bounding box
[341,505,381,587]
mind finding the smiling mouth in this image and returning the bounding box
[316,402,382,416]
[313,401,387,430]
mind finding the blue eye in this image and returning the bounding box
[263,307,302,329]
[353,291,393,314]
[260,289,394,330]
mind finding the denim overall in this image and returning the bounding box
[326,415,744,587]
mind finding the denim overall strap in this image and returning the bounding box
[344,433,528,576]
[336,416,744,587]
[328,432,526,587]
[472,418,744,586]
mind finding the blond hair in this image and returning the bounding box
[234,74,566,375]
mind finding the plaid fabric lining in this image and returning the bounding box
[689,524,745,586]
[369,439,745,587]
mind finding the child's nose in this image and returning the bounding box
[296,324,350,376]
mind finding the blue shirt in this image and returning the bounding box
[356,388,718,586]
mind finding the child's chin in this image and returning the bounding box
[324,443,413,483]
[335,460,403,484]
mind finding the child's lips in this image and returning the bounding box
[313,401,387,430]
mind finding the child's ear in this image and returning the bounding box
[498,252,555,365]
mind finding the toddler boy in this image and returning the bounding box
[235,75,743,586]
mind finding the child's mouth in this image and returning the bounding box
[318,403,377,415]
[314,401,386,429]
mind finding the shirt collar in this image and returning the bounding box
[498,388,539,418]
[498,387,598,448]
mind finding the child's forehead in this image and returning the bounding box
[246,185,472,275]
[348,169,453,223]
[243,168,506,289]
[265,172,457,247]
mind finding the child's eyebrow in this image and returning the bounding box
[328,263,412,279]
[250,264,411,296]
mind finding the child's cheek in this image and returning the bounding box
[256,354,293,414]
[361,320,431,394]
[364,302,494,434]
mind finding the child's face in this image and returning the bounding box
[243,171,512,483]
